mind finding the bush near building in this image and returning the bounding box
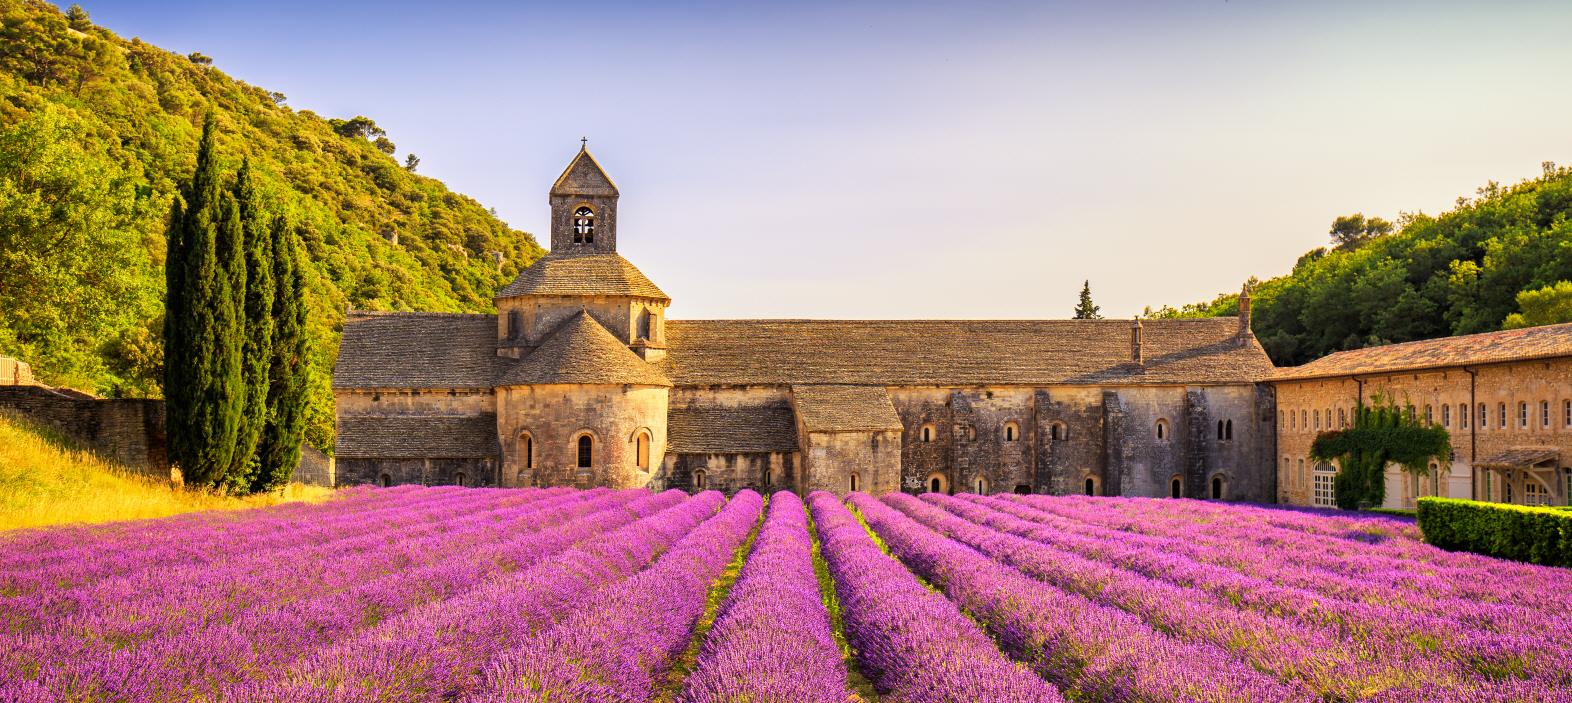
[1417,496,1572,567]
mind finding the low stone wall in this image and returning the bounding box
[0,386,168,477]
[296,445,336,487]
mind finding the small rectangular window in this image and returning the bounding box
[1518,402,1529,429]
[1441,404,1450,427]
[1565,400,1571,428]
[1541,401,1550,428]
[1459,404,1468,429]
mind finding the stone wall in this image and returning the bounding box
[660,451,797,494]
[496,294,666,353]
[296,445,335,487]
[497,383,667,489]
[1,356,36,386]
[339,457,496,487]
[1274,359,1572,508]
[887,383,1273,501]
[0,386,168,477]
[800,429,902,495]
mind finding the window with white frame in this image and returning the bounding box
[1541,401,1550,428]
[1519,402,1529,429]
[1441,404,1450,427]
[1313,464,1336,507]
[1524,480,1550,507]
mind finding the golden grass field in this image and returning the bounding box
[0,414,335,532]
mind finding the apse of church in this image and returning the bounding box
[333,145,1282,501]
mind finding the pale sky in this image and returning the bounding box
[80,0,1572,319]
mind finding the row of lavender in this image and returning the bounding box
[4,486,1570,702]
[863,492,1572,702]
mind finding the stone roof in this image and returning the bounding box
[791,385,904,432]
[1272,322,1572,381]
[660,318,1271,386]
[1475,447,1560,470]
[336,414,499,459]
[496,253,669,301]
[497,311,671,387]
[551,147,618,196]
[667,404,800,453]
[334,312,499,389]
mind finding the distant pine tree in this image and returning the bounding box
[230,159,273,489]
[164,115,243,487]
[254,219,311,492]
[1073,280,1103,319]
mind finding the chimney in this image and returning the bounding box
[1131,317,1144,366]
[1237,282,1253,340]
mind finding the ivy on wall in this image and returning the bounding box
[1310,394,1453,510]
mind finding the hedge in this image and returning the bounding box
[1416,497,1572,567]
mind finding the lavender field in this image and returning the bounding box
[2,486,1570,702]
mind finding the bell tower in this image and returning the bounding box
[549,141,619,254]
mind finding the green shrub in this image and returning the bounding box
[1416,497,1572,567]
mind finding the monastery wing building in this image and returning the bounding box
[333,146,1281,499]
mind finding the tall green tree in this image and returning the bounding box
[1073,280,1102,319]
[1503,281,1572,329]
[1310,395,1452,510]
[230,159,273,487]
[165,114,243,487]
[254,219,311,492]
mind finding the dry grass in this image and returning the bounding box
[0,414,335,532]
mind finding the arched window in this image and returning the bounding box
[1282,457,1291,487]
[1170,476,1183,499]
[1441,404,1450,427]
[920,424,934,442]
[1217,419,1226,438]
[637,308,652,340]
[926,472,948,494]
[1013,484,1031,495]
[520,432,534,469]
[572,206,595,243]
[1518,402,1528,428]
[1338,408,1347,428]
[1479,403,1488,428]
[379,473,392,487]
[635,430,651,470]
[1050,422,1067,441]
[849,472,860,492]
[1423,405,1432,425]
[577,434,593,469]
[1289,411,1296,430]
[1084,476,1098,496]
[1210,475,1226,500]
[1003,422,1019,442]
[1541,400,1550,428]
[1300,410,1308,430]
[1499,403,1507,428]
[693,469,706,490]
[1225,419,1234,440]
[1155,419,1169,441]
[975,477,988,494]
[455,472,467,487]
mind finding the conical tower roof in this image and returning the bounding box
[551,146,618,197]
[499,310,670,387]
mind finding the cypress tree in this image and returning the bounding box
[254,219,310,492]
[230,159,273,490]
[165,114,242,487]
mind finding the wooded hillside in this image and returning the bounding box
[0,0,544,449]
[1148,163,1572,367]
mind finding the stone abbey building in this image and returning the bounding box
[334,147,1281,499]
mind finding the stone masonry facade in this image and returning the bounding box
[332,146,1286,501]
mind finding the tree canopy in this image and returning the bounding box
[1152,162,1572,366]
[0,0,544,451]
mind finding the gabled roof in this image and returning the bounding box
[496,253,669,301]
[668,404,800,453]
[498,310,671,387]
[791,385,904,432]
[660,318,1271,386]
[1272,322,1572,381]
[336,414,499,459]
[334,312,498,389]
[551,147,618,197]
